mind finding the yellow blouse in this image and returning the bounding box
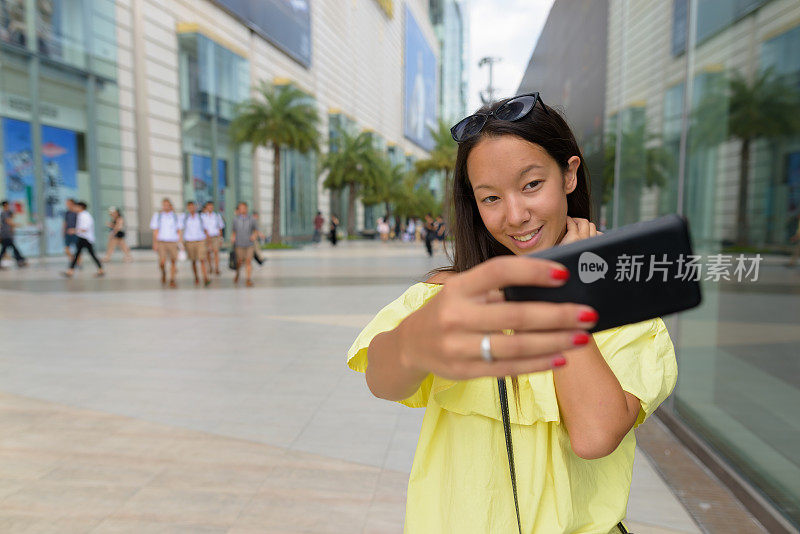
[347,283,677,534]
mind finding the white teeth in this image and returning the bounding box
[512,228,540,242]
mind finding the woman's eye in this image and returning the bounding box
[482,196,499,204]
[524,180,542,190]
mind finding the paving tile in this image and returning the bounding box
[0,244,761,533]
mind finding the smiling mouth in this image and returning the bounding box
[509,227,542,242]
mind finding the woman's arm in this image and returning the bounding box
[553,340,640,460]
[553,216,640,459]
[362,256,598,401]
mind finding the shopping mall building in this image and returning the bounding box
[520,0,800,531]
[0,0,441,255]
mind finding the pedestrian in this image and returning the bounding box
[0,200,27,268]
[251,211,266,266]
[230,201,258,287]
[181,201,210,286]
[63,198,80,265]
[328,213,339,246]
[393,216,401,240]
[423,213,435,256]
[62,201,103,278]
[404,217,416,242]
[201,201,225,275]
[150,198,182,288]
[787,214,800,268]
[435,214,447,248]
[102,207,133,263]
[313,211,324,243]
[346,93,676,533]
[377,216,390,242]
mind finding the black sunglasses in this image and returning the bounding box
[450,92,549,143]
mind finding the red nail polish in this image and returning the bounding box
[578,310,598,323]
[573,333,590,345]
[552,356,567,367]
[550,267,569,281]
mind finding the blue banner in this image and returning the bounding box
[1,118,39,257]
[404,6,437,151]
[42,125,79,255]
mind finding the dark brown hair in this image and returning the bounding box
[440,98,593,401]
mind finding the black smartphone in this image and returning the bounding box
[503,214,702,332]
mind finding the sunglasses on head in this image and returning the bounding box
[450,92,549,143]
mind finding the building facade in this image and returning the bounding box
[519,0,800,529]
[0,0,439,252]
[429,0,468,123]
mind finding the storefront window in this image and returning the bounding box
[0,0,120,256]
[178,31,251,225]
[608,1,800,526]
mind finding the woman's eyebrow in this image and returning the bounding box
[519,164,544,177]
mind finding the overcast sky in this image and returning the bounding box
[466,0,555,112]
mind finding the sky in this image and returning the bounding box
[466,0,555,112]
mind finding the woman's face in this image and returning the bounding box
[466,135,580,256]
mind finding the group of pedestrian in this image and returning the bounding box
[313,211,340,246]
[370,214,446,255]
[149,198,263,288]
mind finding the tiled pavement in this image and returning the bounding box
[0,241,760,533]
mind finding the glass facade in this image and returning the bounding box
[178,31,251,226]
[0,0,121,256]
[277,84,317,240]
[607,0,800,526]
[429,0,467,123]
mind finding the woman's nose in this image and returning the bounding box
[506,196,531,227]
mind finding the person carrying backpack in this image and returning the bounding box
[150,198,182,288]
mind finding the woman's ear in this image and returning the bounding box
[564,156,580,194]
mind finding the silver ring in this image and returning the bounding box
[480,334,493,362]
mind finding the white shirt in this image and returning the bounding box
[75,210,95,243]
[150,210,181,242]
[182,213,207,242]
[201,211,225,237]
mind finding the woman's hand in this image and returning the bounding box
[561,217,601,246]
[394,256,599,381]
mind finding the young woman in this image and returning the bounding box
[102,207,133,263]
[347,93,677,533]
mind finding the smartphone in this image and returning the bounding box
[503,214,702,332]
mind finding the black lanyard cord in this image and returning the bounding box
[497,377,631,534]
[498,377,522,534]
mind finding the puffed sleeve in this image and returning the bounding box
[592,318,677,427]
[346,283,443,407]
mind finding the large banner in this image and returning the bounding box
[42,125,79,255]
[213,0,311,67]
[404,6,437,151]
[1,117,39,257]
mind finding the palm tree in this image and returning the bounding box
[392,173,441,221]
[414,119,457,222]
[229,82,320,243]
[321,128,385,236]
[362,156,406,220]
[691,69,800,245]
[602,128,673,207]
[726,69,800,245]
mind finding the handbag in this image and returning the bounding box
[497,378,632,534]
[228,249,237,270]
